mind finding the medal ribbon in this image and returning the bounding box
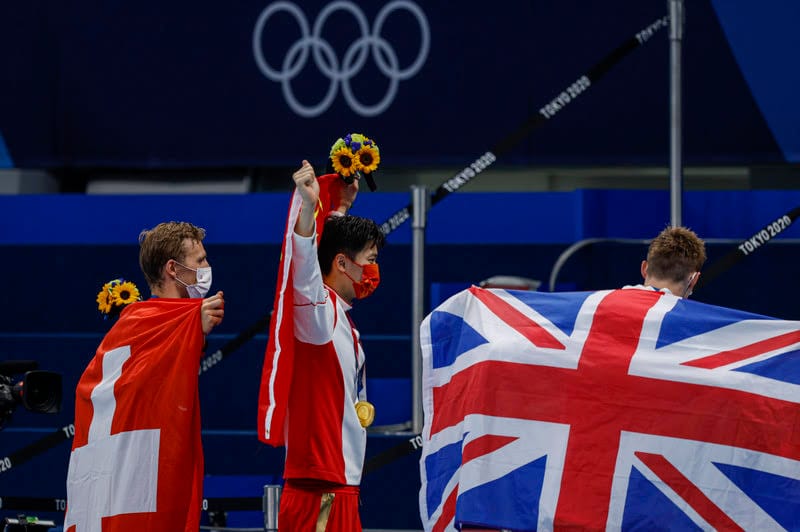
[345,312,365,401]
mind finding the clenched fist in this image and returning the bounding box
[201,291,225,335]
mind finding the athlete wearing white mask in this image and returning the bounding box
[139,221,224,335]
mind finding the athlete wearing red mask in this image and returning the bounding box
[278,160,386,531]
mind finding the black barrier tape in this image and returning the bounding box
[0,13,669,487]
[0,496,263,513]
[362,433,423,476]
[0,424,73,476]
[695,206,800,291]
[198,313,271,376]
[379,15,669,235]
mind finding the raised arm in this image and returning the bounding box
[291,161,335,344]
[293,160,319,237]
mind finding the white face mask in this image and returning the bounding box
[174,261,212,299]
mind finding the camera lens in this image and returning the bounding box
[21,371,62,413]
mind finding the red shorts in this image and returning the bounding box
[279,479,362,532]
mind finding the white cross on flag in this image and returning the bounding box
[66,299,206,532]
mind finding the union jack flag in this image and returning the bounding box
[419,286,800,531]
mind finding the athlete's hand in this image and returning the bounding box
[331,172,359,214]
[293,160,319,208]
[201,291,224,335]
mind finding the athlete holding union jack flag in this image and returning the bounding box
[420,227,800,531]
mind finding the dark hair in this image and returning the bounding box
[318,214,386,275]
[646,226,706,282]
[138,221,206,290]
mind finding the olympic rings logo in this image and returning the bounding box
[252,0,430,118]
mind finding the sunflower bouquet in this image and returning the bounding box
[96,278,142,319]
[329,133,380,190]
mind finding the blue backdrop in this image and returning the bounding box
[0,1,796,168]
[1,190,799,528]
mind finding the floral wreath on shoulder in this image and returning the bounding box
[96,278,142,319]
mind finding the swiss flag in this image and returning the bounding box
[65,298,205,532]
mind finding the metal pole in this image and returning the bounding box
[263,484,281,531]
[669,0,684,226]
[411,186,428,435]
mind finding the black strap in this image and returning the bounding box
[0,424,74,475]
[363,434,423,475]
[696,206,800,290]
[198,313,271,375]
[379,15,669,235]
[0,496,263,513]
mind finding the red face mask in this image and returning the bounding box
[343,259,381,299]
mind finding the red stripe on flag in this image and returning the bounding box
[433,487,458,532]
[470,287,565,350]
[683,330,800,369]
[462,435,518,464]
[635,452,744,532]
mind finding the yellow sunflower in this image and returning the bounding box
[331,146,356,177]
[355,145,380,173]
[112,281,141,306]
[96,287,112,314]
[96,278,142,318]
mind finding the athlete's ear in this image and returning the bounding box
[164,258,178,279]
[640,260,648,280]
[688,271,700,291]
[682,271,699,299]
[335,253,347,272]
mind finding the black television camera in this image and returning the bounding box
[0,361,62,427]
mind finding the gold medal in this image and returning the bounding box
[355,400,375,428]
